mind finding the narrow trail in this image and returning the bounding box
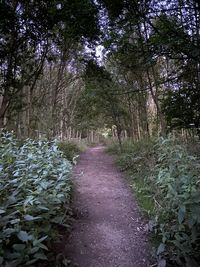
[64,146,151,267]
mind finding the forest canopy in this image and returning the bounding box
[0,0,199,141]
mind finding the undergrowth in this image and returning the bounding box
[58,140,87,163]
[58,142,80,163]
[108,136,200,267]
[0,132,73,266]
[107,138,156,217]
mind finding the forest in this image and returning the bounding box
[0,0,200,266]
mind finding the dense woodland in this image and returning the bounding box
[0,0,199,142]
[0,0,200,266]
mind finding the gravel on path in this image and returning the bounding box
[64,146,151,267]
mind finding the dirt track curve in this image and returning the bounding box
[64,146,151,267]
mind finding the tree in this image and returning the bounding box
[0,0,100,133]
[75,60,128,146]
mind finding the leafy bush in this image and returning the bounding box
[58,141,80,163]
[0,132,72,266]
[108,137,200,266]
[107,139,157,221]
[119,139,155,171]
[153,137,200,266]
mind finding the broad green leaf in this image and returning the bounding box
[33,252,48,260]
[33,235,48,246]
[157,243,165,255]
[25,259,38,266]
[37,205,49,211]
[30,247,40,254]
[178,205,185,224]
[3,228,16,236]
[24,215,41,221]
[0,209,6,215]
[10,219,20,224]
[17,231,32,242]
[36,243,48,251]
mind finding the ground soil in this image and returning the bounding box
[64,146,152,267]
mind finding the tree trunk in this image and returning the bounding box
[0,94,9,128]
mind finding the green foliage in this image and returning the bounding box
[58,141,80,163]
[0,132,72,266]
[150,13,200,134]
[0,0,100,128]
[153,137,200,266]
[100,0,124,18]
[109,136,200,266]
[108,139,156,216]
[162,86,200,132]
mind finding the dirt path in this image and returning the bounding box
[64,146,151,267]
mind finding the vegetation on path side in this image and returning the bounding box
[108,137,200,267]
[1,1,200,266]
[0,132,74,266]
[58,141,87,163]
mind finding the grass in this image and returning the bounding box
[58,140,87,162]
[107,137,200,267]
[130,177,155,216]
[107,138,157,218]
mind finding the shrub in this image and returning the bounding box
[108,139,157,218]
[0,132,72,266]
[108,137,200,266]
[58,141,80,163]
[153,136,200,266]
